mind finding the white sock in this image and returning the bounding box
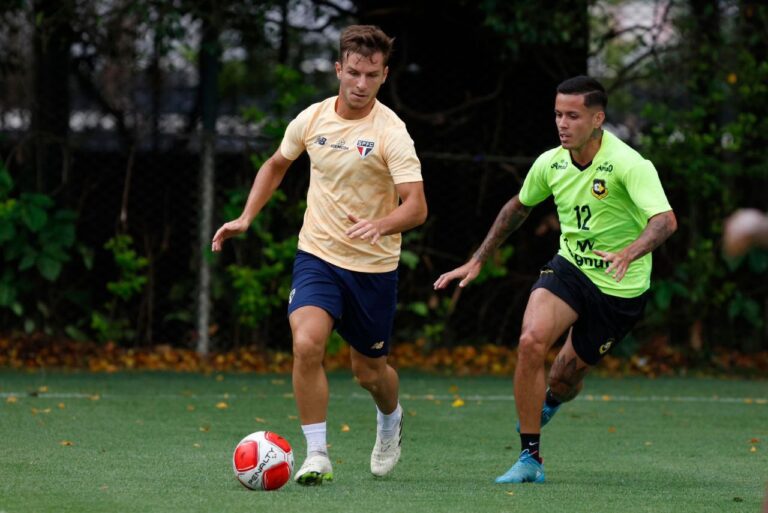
[376,403,402,437]
[301,422,327,456]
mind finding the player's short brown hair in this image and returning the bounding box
[338,25,394,66]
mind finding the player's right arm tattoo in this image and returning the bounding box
[473,195,531,262]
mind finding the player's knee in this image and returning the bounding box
[352,364,383,391]
[292,333,325,366]
[517,331,547,363]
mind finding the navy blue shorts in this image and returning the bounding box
[531,255,648,365]
[287,250,398,357]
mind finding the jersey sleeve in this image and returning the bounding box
[383,127,422,184]
[518,154,552,207]
[623,160,672,218]
[279,107,312,161]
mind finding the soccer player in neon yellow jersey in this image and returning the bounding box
[212,26,427,485]
[434,76,677,484]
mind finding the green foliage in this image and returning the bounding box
[239,64,317,139]
[90,235,148,343]
[472,246,513,285]
[0,163,77,333]
[481,0,586,57]
[215,173,300,341]
[226,232,297,329]
[636,4,768,348]
[213,62,318,344]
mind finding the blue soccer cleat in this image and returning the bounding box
[516,402,561,433]
[494,449,546,484]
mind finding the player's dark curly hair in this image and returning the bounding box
[557,76,608,109]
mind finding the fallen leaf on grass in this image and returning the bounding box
[193,443,201,448]
[199,425,210,432]
[31,408,51,415]
[750,446,757,453]
[58,403,65,409]
[60,440,75,446]
[505,491,515,496]
[341,424,350,432]
[254,417,266,423]
[749,438,760,444]
[288,415,298,420]
[100,485,108,491]
[449,385,459,393]
[215,402,228,409]
[6,396,18,404]
[38,386,49,393]
[89,394,100,401]
[186,405,195,412]
[215,375,224,382]
[608,426,617,433]
[452,398,465,408]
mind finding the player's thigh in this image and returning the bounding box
[521,287,579,349]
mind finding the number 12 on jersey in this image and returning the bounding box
[574,205,592,230]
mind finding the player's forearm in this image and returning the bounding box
[473,195,531,263]
[239,159,289,225]
[377,195,428,236]
[621,210,677,262]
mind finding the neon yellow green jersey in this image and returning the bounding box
[519,130,672,298]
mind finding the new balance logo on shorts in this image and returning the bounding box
[370,341,384,350]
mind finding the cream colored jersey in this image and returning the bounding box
[280,97,422,272]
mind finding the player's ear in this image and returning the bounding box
[382,65,388,83]
[594,110,605,128]
[335,61,342,79]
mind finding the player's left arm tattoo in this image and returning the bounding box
[623,210,678,262]
[594,210,677,282]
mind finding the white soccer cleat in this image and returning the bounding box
[294,453,333,486]
[370,410,403,477]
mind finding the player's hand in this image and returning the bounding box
[211,218,249,252]
[433,259,483,290]
[346,213,382,245]
[593,249,630,282]
[723,209,764,257]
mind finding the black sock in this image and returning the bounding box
[545,389,562,408]
[520,433,541,462]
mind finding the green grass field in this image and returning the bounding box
[1,370,766,513]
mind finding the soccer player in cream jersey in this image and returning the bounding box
[212,25,427,485]
[434,76,677,483]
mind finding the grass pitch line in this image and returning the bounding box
[392,392,768,405]
[1,391,766,405]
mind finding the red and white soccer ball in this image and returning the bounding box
[233,431,294,491]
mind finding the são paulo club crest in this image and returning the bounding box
[356,139,375,159]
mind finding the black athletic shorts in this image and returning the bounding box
[531,255,648,365]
